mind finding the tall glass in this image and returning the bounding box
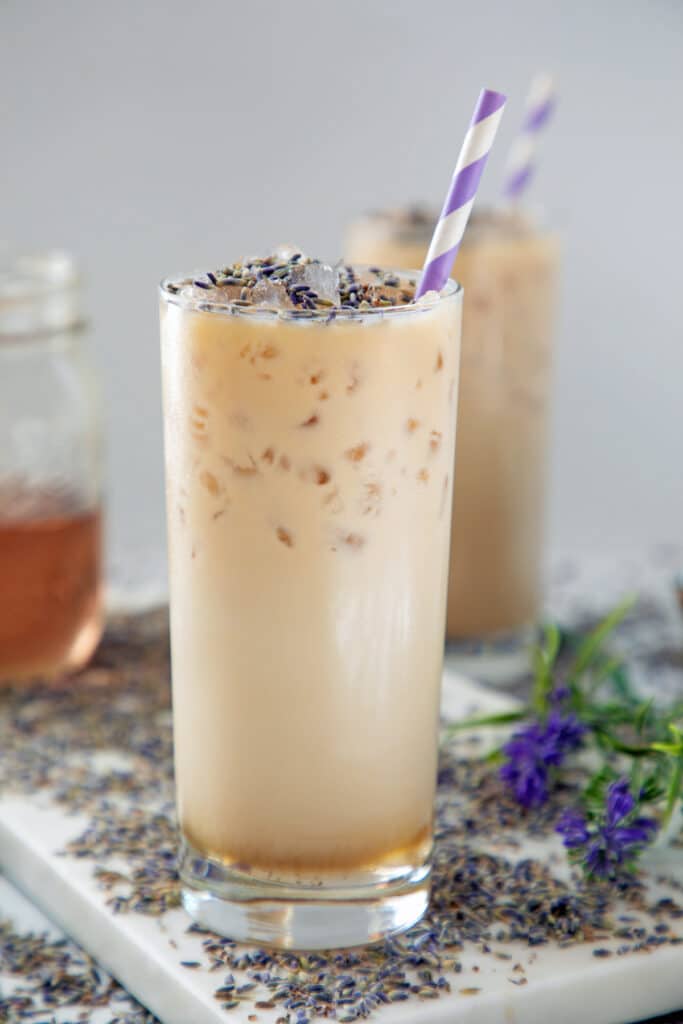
[160,267,462,949]
[347,209,559,684]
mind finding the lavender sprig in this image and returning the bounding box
[499,708,586,808]
[557,779,658,881]
[445,596,683,883]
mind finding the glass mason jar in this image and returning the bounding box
[0,251,104,683]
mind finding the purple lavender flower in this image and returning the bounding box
[499,711,586,809]
[499,727,549,808]
[550,684,571,707]
[556,808,590,847]
[556,778,658,881]
[542,711,586,765]
[606,777,635,822]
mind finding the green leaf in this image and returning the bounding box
[669,723,683,744]
[663,706,683,732]
[583,765,619,808]
[634,699,655,735]
[531,623,562,715]
[442,710,526,734]
[639,773,667,803]
[569,595,636,681]
[663,751,683,826]
[486,748,505,765]
[630,758,642,798]
[587,655,624,693]
[651,723,683,757]
[592,725,653,756]
[606,663,640,705]
[581,702,643,730]
[651,742,682,755]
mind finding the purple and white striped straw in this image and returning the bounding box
[415,88,506,299]
[502,74,555,202]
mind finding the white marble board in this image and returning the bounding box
[1,668,683,1024]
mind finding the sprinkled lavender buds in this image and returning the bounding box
[0,917,157,1022]
[1,609,682,1020]
[167,252,421,314]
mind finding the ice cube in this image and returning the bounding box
[251,278,293,310]
[274,242,303,261]
[291,260,340,305]
[181,283,221,304]
[415,289,441,305]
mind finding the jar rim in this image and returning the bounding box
[0,250,83,338]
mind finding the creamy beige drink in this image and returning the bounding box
[160,253,461,946]
[347,209,558,678]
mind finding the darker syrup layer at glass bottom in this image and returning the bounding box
[180,821,433,881]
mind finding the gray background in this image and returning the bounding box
[2,0,681,580]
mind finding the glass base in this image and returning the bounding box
[179,840,430,950]
[445,622,537,688]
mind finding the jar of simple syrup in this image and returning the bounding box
[0,250,103,683]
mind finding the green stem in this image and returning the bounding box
[591,724,654,756]
[442,710,526,734]
[662,754,683,828]
[569,595,636,681]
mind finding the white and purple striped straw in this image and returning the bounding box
[502,74,555,202]
[415,88,507,299]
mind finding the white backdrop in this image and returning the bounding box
[2,0,682,580]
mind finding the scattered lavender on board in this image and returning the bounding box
[0,918,158,1023]
[1,608,683,1021]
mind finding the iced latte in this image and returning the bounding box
[347,209,558,681]
[160,253,462,947]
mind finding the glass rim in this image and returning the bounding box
[351,204,549,244]
[159,265,462,322]
[0,251,80,299]
[0,251,83,339]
